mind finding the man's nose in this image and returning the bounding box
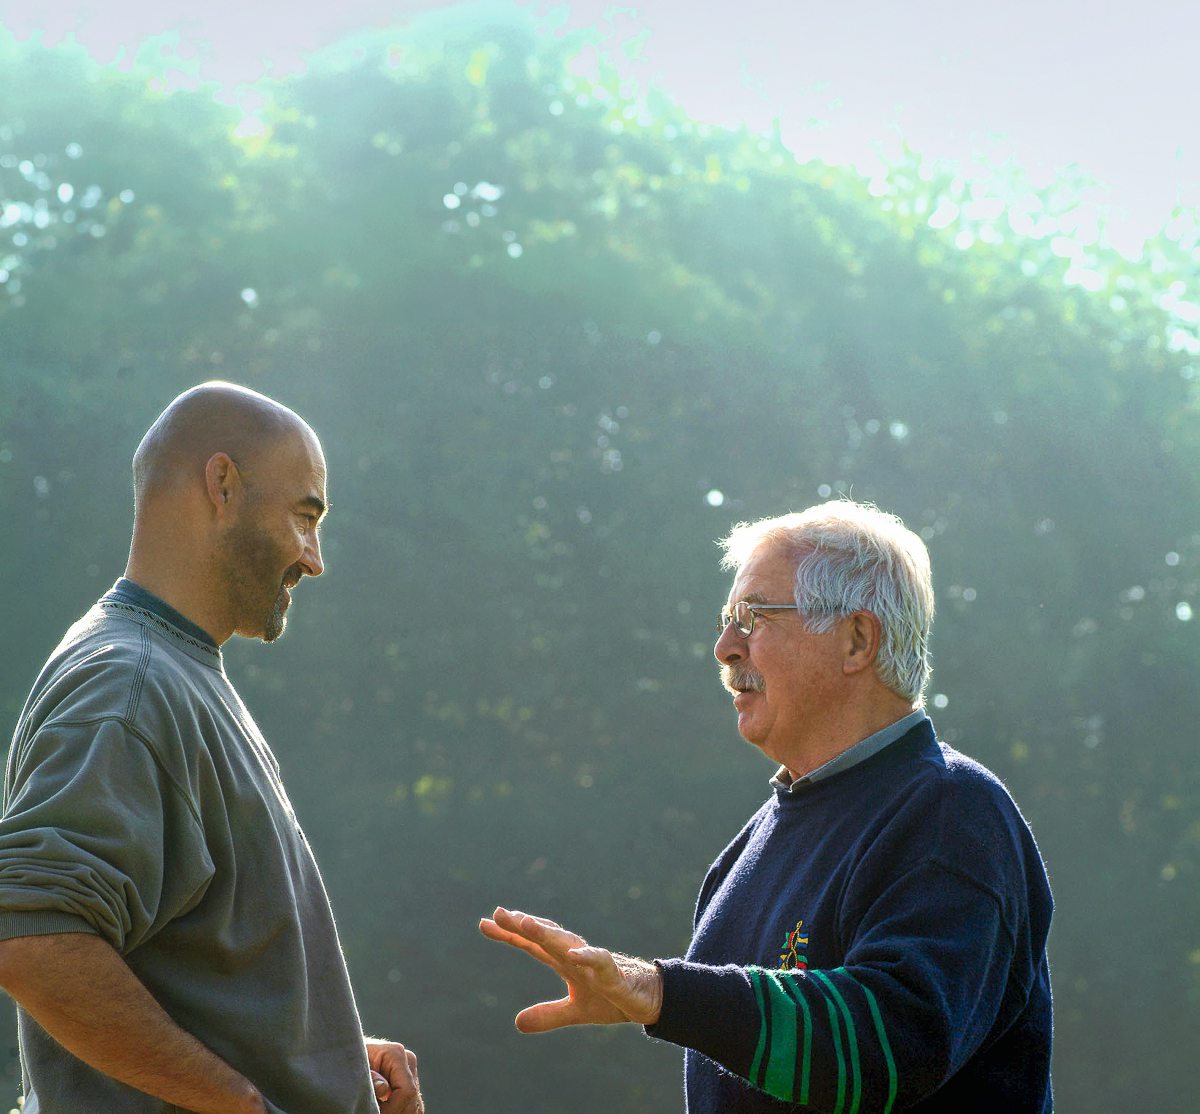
[714,622,745,665]
[301,533,324,578]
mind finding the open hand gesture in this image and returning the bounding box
[479,907,663,1031]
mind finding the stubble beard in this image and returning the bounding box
[223,518,296,643]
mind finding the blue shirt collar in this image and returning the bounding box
[104,578,220,649]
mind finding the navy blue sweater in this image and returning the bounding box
[648,719,1053,1112]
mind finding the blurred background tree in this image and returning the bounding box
[2,4,1197,1109]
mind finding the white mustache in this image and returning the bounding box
[721,664,764,695]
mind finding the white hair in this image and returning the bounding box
[719,500,935,704]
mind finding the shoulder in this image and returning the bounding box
[841,727,1021,843]
[916,740,1050,919]
[850,731,1045,884]
[923,742,1029,835]
[33,610,205,719]
[16,607,220,777]
[21,609,148,731]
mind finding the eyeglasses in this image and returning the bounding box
[717,600,802,637]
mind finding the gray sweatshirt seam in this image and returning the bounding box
[125,624,151,722]
[35,714,206,831]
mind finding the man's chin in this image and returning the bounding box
[735,711,762,746]
[230,618,287,643]
[232,596,289,643]
[261,586,292,642]
[733,703,776,756]
[262,606,289,643]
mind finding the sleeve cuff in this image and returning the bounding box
[0,910,100,943]
[644,958,757,1065]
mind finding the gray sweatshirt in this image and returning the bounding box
[0,589,377,1113]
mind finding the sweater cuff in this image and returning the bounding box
[0,910,100,943]
[644,957,758,1068]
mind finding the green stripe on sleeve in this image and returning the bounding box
[762,970,800,1100]
[775,971,814,1104]
[819,990,848,1114]
[837,968,899,1114]
[813,971,862,1114]
[749,968,769,1089]
[747,967,800,1101]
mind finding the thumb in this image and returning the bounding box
[515,997,576,1033]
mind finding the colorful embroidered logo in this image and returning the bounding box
[779,919,809,970]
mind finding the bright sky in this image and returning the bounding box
[3,0,1197,256]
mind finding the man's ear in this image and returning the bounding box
[843,611,882,676]
[204,453,240,517]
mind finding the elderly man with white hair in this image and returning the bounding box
[482,500,1053,1113]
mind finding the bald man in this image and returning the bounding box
[0,384,423,1114]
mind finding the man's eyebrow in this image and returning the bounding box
[739,592,769,605]
[298,494,328,519]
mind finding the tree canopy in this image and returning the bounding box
[2,5,1197,1109]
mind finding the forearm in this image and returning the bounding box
[0,933,266,1114]
[650,958,907,1111]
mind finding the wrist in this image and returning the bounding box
[632,958,663,1026]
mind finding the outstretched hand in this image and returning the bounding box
[479,907,663,1032]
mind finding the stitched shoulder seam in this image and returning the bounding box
[35,714,206,830]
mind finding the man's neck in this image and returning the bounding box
[782,699,917,781]
[778,709,924,787]
[123,556,231,646]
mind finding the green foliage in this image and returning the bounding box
[1,5,1198,1110]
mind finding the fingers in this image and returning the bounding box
[480,907,592,981]
[478,916,544,952]
[366,1040,423,1114]
[381,1086,424,1114]
[565,944,614,969]
[482,908,624,992]
[481,906,647,1029]
[382,1063,423,1114]
[490,907,561,933]
[480,917,569,976]
[377,1070,422,1114]
[488,907,587,955]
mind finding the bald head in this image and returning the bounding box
[125,381,328,644]
[133,381,314,509]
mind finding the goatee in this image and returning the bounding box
[262,584,289,643]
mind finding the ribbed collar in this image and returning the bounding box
[104,578,221,650]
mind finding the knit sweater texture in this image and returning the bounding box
[0,591,376,1114]
[648,718,1053,1113]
